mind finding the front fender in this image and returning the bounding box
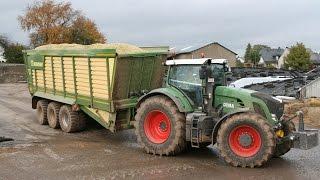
[212,109,252,144]
[137,87,193,113]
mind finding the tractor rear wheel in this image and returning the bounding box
[217,113,276,168]
[47,102,61,129]
[274,121,296,157]
[135,96,187,155]
[36,100,48,125]
[59,105,86,133]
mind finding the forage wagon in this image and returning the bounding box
[24,43,318,167]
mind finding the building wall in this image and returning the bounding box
[278,48,290,69]
[0,64,26,83]
[174,53,192,59]
[300,77,320,99]
[174,43,237,67]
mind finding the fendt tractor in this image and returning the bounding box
[24,44,318,168]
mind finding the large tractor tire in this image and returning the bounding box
[59,105,86,133]
[135,95,187,155]
[217,113,276,168]
[274,121,296,157]
[36,100,49,125]
[47,102,61,129]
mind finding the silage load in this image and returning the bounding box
[35,43,146,55]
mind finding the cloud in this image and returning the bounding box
[0,0,319,55]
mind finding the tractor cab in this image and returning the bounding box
[165,58,229,110]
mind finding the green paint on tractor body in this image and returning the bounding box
[214,86,278,125]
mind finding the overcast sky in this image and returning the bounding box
[0,0,319,55]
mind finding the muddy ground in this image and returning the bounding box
[0,83,319,180]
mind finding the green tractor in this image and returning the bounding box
[135,58,318,167]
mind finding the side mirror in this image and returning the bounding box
[199,65,212,79]
[199,66,207,79]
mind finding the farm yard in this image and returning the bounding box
[0,83,320,179]
[1,0,320,179]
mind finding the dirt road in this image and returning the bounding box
[0,84,319,180]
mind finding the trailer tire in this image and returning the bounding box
[36,100,48,125]
[135,95,186,155]
[273,121,295,157]
[217,113,276,168]
[47,102,61,129]
[59,105,86,133]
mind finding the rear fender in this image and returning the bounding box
[212,109,252,144]
[136,88,193,113]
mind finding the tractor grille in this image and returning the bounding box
[251,92,284,119]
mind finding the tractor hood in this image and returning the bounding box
[215,86,255,99]
[215,86,284,120]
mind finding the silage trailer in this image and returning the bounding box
[24,44,318,168]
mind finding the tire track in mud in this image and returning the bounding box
[0,98,30,115]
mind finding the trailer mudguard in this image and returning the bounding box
[211,109,252,144]
[137,87,193,113]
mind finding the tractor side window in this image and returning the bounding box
[168,65,202,108]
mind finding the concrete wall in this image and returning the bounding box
[0,64,26,83]
[174,43,237,67]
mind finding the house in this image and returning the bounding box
[278,48,320,69]
[237,56,245,63]
[169,42,238,67]
[0,47,6,63]
[278,47,290,69]
[258,47,284,68]
[309,51,320,67]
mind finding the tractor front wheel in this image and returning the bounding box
[135,96,187,155]
[217,113,276,168]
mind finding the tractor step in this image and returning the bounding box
[186,113,216,148]
[191,116,201,148]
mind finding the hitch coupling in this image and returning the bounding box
[290,111,319,150]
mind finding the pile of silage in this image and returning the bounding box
[35,43,146,55]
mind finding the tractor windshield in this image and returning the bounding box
[168,64,225,108]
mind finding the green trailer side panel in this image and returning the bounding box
[80,106,116,132]
[24,47,167,132]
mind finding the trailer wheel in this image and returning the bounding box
[59,105,86,133]
[274,121,296,157]
[47,102,61,129]
[36,100,48,125]
[135,96,186,155]
[217,113,276,168]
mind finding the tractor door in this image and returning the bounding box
[168,65,203,109]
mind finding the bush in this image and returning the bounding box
[3,43,25,64]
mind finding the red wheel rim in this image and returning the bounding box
[228,125,262,157]
[144,110,171,144]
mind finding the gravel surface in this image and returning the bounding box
[0,83,319,180]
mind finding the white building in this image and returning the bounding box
[0,47,6,63]
[258,47,284,68]
[278,47,290,69]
